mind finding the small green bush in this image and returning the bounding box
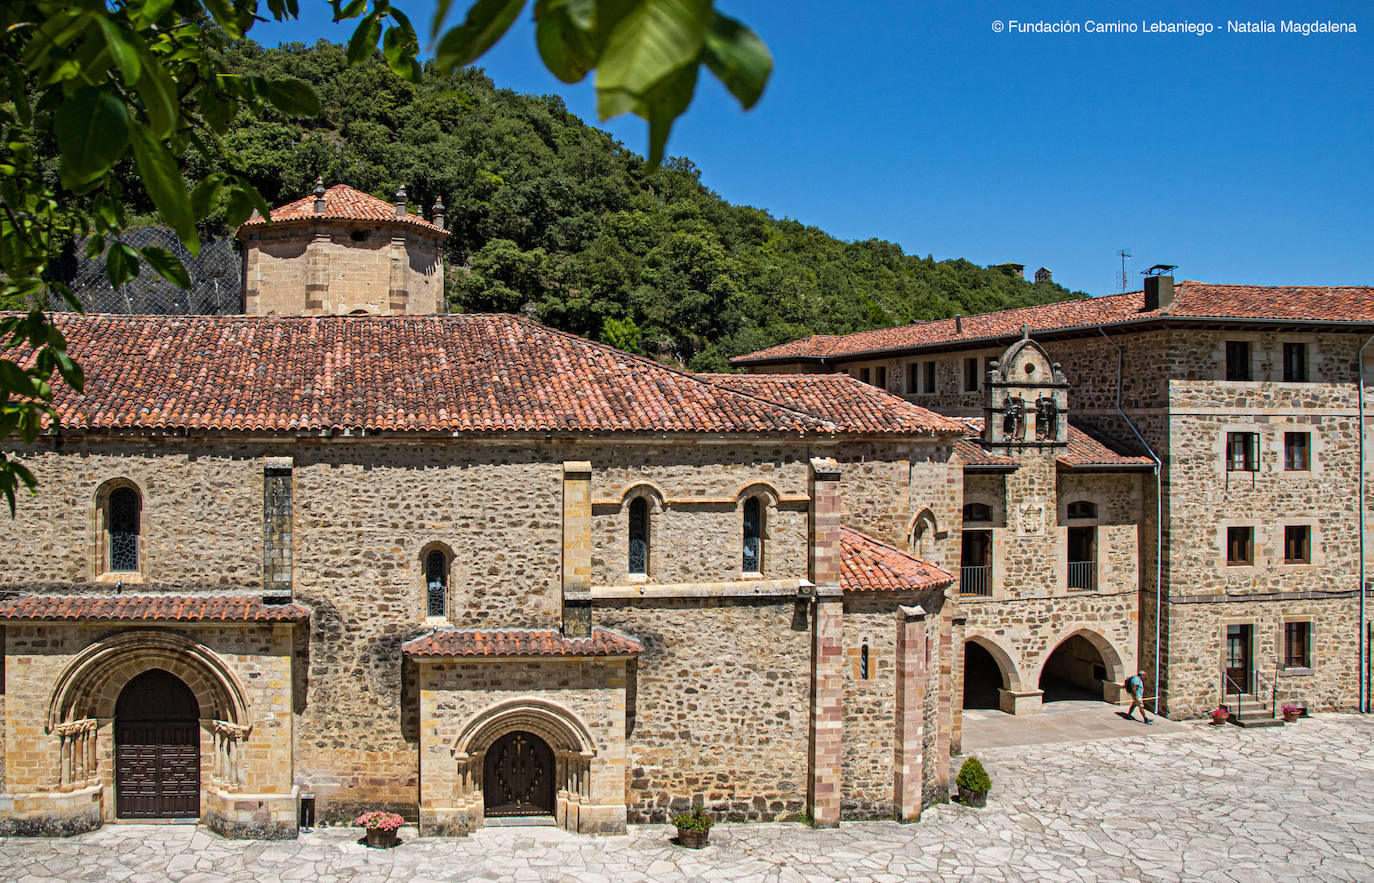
[672,807,713,833]
[956,756,992,792]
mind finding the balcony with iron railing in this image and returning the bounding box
[1067,560,1097,592]
[960,565,992,597]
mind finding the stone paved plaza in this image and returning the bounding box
[3,714,1372,882]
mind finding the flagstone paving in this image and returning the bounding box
[3,714,1372,882]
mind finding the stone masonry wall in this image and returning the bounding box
[595,598,811,823]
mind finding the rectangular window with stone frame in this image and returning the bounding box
[1283,525,1311,564]
[1283,621,1311,668]
[923,361,937,394]
[963,357,979,392]
[1226,432,1259,472]
[907,362,919,394]
[1225,340,1251,381]
[1284,432,1310,471]
[1226,526,1254,566]
[874,366,887,390]
[1282,342,1309,382]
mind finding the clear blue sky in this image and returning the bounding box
[255,1,1373,295]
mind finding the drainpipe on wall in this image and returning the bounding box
[1359,334,1372,714]
[1099,328,1165,715]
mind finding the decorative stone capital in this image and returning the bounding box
[55,718,97,737]
[212,720,252,741]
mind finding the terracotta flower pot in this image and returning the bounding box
[1282,711,1299,723]
[365,827,399,849]
[675,827,709,849]
[959,787,988,808]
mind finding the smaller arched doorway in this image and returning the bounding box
[483,731,555,817]
[115,669,201,819]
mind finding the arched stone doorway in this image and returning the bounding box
[483,731,556,817]
[114,669,200,819]
[1038,631,1123,703]
[963,642,1004,709]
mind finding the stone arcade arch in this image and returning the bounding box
[1035,628,1128,704]
[962,636,1023,713]
[449,698,599,833]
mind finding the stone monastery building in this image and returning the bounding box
[0,184,1371,840]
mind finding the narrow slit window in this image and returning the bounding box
[425,549,448,617]
[907,363,920,394]
[963,357,979,392]
[742,497,763,573]
[860,642,870,680]
[923,361,937,394]
[874,366,887,390]
[628,497,649,576]
[108,486,140,572]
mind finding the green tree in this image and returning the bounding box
[0,0,772,510]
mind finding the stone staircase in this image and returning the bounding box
[1223,695,1285,728]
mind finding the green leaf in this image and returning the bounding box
[596,0,709,115]
[434,0,527,70]
[54,88,130,186]
[200,88,235,133]
[0,361,37,398]
[133,49,178,138]
[702,12,771,109]
[190,172,226,221]
[535,0,597,83]
[382,20,423,83]
[346,13,383,64]
[128,121,200,255]
[106,242,140,288]
[132,0,178,28]
[256,77,321,117]
[96,16,142,84]
[224,178,271,228]
[643,61,696,168]
[140,246,191,289]
[336,0,368,21]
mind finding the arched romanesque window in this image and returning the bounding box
[425,549,448,617]
[742,496,764,574]
[628,497,649,576]
[108,486,141,572]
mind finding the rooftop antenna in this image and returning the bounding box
[1118,249,1132,293]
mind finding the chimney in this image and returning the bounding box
[312,177,326,213]
[395,186,407,218]
[1143,264,1177,310]
[431,195,445,229]
[955,314,963,334]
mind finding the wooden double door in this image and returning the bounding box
[483,731,555,817]
[114,669,201,819]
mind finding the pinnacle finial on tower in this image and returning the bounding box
[431,195,445,229]
[312,177,326,213]
[395,186,407,218]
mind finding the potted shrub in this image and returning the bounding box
[672,807,713,849]
[955,756,991,807]
[1209,707,1230,726]
[1281,704,1302,723]
[355,810,404,848]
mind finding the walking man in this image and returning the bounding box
[1125,670,1150,723]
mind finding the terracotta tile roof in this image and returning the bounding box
[26,313,894,436]
[731,282,1374,365]
[0,594,310,623]
[238,184,447,236]
[840,526,954,592]
[696,373,966,434]
[954,417,1152,470]
[401,626,643,658]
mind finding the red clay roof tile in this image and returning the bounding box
[237,184,447,236]
[0,594,310,623]
[840,526,954,592]
[696,373,966,434]
[401,627,642,657]
[732,282,1374,365]
[25,313,896,437]
[954,417,1152,470]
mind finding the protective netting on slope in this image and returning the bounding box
[49,227,241,315]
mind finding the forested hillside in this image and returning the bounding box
[108,39,1084,371]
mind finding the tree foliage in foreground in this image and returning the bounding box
[210,41,1084,369]
[0,0,770,510]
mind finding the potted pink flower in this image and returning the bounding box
[1209,707,1230,725]
[355,810,404,848]
[1281,704,1302,723]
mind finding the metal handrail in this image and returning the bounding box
[1253,665,1279,717]
[1222,670,1247,721]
